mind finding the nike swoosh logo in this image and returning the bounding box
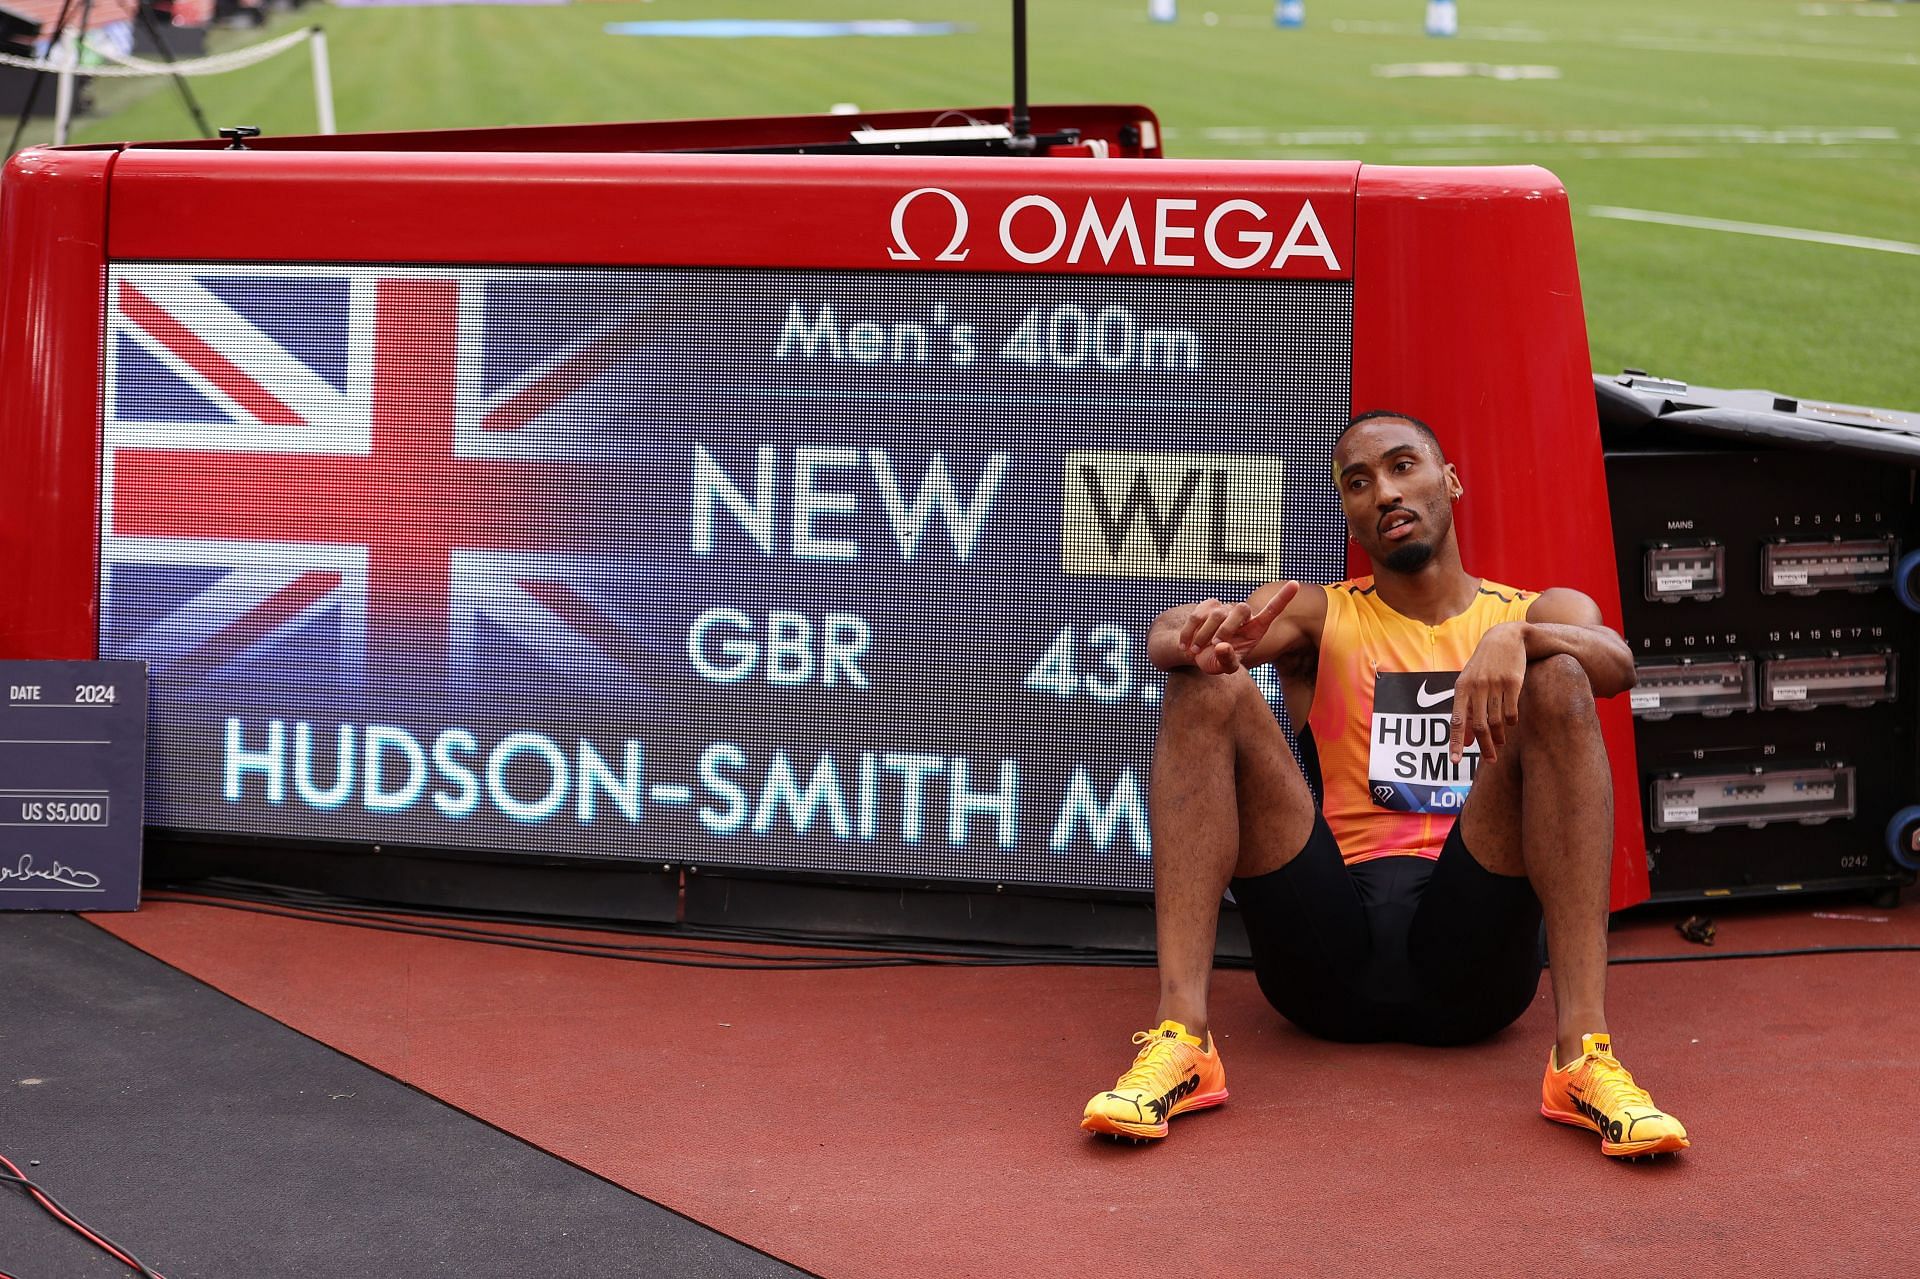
[1416,681,1455,708]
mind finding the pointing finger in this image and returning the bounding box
[1251,583,1296,626]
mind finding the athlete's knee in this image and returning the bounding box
[1161,666,1263,730]
[1518,654,1597,726]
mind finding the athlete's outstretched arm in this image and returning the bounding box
[1449,588,1634,762]
[1147,581,1325,675]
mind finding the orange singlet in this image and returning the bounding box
[1304,576,1537,865]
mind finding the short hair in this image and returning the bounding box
[1338,410,1447,462]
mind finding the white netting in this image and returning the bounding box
[0,25,315,78]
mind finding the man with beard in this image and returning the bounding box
[1080,411,1689,1159]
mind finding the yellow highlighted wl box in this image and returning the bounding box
[1062,450,1284,582]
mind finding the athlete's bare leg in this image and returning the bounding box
[1149,668,1319,1041]
[1456,653,1615,1065]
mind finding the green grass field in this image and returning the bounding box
[22,0,1920,408]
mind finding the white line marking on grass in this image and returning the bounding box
[1374,62,1561,80]
[1326,19,1553,41]
[1383,146,1880,163]
[1588,207,1920,256]
[1798,3,1902,15]
[1610,34,1919,65]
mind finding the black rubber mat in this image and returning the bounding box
[0,912,811,1279]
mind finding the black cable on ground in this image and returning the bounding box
[0,1155,166,1279]
[159,875,1161,962]
[146,888,1159,970]
[1610,944,1920,963]
[144,878,1920,970]
[181,880,1069,960]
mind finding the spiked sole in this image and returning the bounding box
[1541,1105,1689,1158]
[1081,1089,1228,1141]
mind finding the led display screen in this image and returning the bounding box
[99,263,1351,892]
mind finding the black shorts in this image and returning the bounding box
[1229,815,1544,1046]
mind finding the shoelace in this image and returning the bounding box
[1580,1054,1661,1116]
[1115,1030,1192,1094]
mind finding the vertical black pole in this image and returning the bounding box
[1010,0,1033,150]
[135,3,215,139]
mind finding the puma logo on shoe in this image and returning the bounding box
[1624,1110,1666,1141]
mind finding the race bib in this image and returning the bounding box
[1366,671,1480,813]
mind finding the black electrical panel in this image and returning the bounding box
[1605,437,1920,901]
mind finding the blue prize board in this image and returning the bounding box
[0,660,149,911]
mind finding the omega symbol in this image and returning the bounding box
[887,187,970,262]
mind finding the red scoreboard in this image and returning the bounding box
[0,106,1646,909]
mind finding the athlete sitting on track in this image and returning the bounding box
[1081,411,1689,1160]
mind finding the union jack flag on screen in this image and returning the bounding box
[99,264,660,696]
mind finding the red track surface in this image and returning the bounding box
[90,899,1918,1278]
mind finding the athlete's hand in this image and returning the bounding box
[1179,583,1299,675]
[1450,623,1527,763]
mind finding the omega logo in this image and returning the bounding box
[884,187,1341,272]
[887,187,971,262]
